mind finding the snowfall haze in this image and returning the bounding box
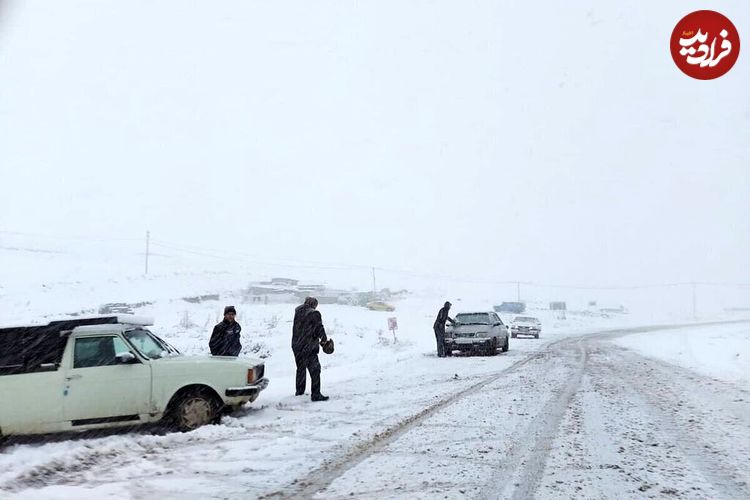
[2,3,750,499]
[0,0,748,289]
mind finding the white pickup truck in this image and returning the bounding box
[0,315,269,438]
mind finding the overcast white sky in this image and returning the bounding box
[0,0,748,287]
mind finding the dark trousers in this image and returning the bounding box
[434,326,446,357]
[294,350,321,396]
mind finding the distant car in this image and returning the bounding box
[445,311,509,355]
[366,301,395,312]
[493,302,526,314]
[510,316,542,339]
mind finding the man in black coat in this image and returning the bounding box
[292,297,329,401]
[209,306,242,356]
[433,301,455,357]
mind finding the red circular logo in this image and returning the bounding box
[670,10,740,80]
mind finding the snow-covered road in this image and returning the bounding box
[2,321,748,499]
[280,323,750,500]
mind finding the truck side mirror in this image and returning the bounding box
[115,352,137,364]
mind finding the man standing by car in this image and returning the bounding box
[292,297,330,401]
[209,306,242,356]
[433,301,455,357]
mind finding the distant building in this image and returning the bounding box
[248,286,289,295]
[98,303,134,314]
[243,278,395,307]
[271,277,299,286]
[599,305,628,314]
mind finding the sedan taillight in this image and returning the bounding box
[247,368,256,384]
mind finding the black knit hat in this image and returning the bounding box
[321,338,334,354]
[224,305,237,315]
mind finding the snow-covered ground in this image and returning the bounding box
[2,288,748,498]
[1,238,749,498]
[615,324,750,389]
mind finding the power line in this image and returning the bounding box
[0,229,141,243]
[145,230,150,275]
[4,230,750,291]
[149,240,363,272]
[150,239,750,290]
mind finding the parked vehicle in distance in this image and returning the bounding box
[494,302,526,314]
[0,315,269,438]
[510,316,542,338]
[366,301,395,312]
[445,311,510,355]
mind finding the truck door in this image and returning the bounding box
[0,369,65,434]
[62,335,152,426]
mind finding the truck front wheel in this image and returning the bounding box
[172,390,220,431]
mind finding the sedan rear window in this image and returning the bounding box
[455,313,491,325]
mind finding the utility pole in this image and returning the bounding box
[516,281,521,302]
[145,230,150,275]
[371,267,377,298]
[692,282,697,319]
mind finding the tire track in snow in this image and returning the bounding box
[3,320,747,497]
[464,335,590,499]
[261,346,555,499]
[506,338,588,500]
[267,320,750,499]
[538,341,721,499]
[531,334,750,500]
[0,425,247,492]
[603,345,750,499]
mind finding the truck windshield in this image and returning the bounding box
[124,329,176,359]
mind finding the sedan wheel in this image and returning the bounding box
[487,339,498,356]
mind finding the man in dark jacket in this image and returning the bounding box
[292,297,329,401]
[209,306,242,356]
[433,301,455,357]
